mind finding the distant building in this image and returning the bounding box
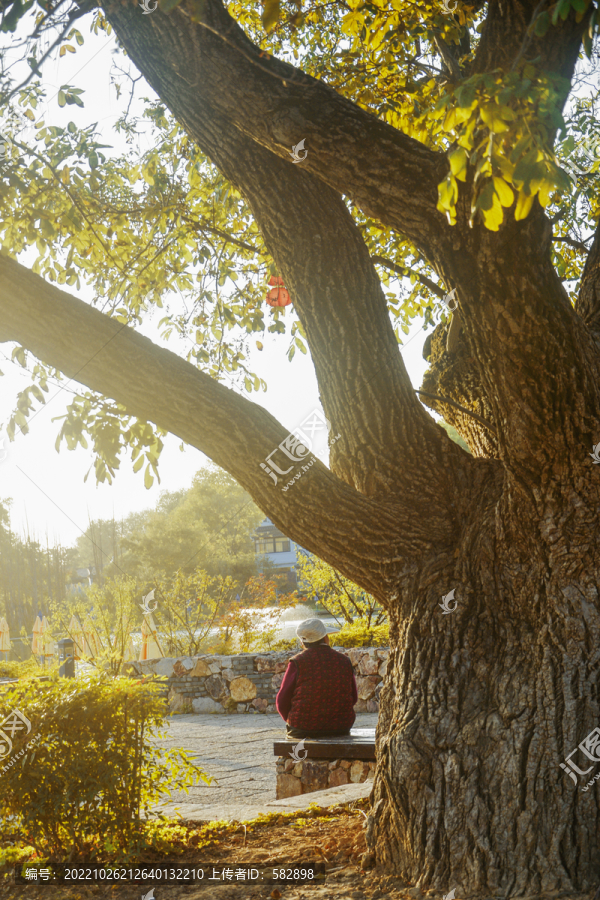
[66,566,96,595]
[253,518,311,591]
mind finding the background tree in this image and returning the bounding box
[296,553,386,628]
[0,496,75,634]
[51,573,141,675]
[70,467,264,583]
[1,0,600,892]
[152,567,237,657]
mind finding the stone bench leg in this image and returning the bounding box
[275,757,376,799]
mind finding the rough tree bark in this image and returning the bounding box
[1,0,600,893]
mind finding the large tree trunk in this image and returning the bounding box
[370,463,600,894]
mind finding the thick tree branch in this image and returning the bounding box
[101,0,450,257]
[575,222,600,339]
[195,127,466,503]
[420,317,499,459]
[432,34,462,80]
[470,0,589,114]
[87,6,468,505]
[0,255,458,597]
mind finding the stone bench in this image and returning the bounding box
[273,728,376,799]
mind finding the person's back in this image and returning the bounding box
[287,642,356,735]
[276,618,357,738]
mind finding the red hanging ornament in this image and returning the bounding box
[266,275,292,307]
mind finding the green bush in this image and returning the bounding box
[330,619,390,648]
[0,675,209,860]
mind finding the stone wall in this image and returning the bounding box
[126,647,389,715]
[275,756,376,799]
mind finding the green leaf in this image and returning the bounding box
[512,153,542,192]
[262,0,280,32]
[476,180,495,211]
[57,91,66,108]
[455,85,476,109]
[552,0,570,23]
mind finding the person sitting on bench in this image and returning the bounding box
[276,618,358,739]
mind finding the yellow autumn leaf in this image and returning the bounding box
[515,191,534,221]
[437,174,458,212]
[443,108,459,132]
[367,22,388,50]
[449,147,468,181]
[144,464,154,490]
[262,0,280,32]
[537,180,554,208]
[480,105,510,133]
[529,178,544,196]
[341,10,364,36]
[481,193,504,231]
[493,177,514,207]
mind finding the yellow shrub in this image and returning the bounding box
[330,619,390,648]
[0,658,43,680]
[0,675,210,859]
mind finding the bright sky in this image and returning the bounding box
[0,18,430,549]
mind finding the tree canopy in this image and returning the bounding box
[0,0,596,495]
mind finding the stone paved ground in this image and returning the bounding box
[153,711,378,819]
